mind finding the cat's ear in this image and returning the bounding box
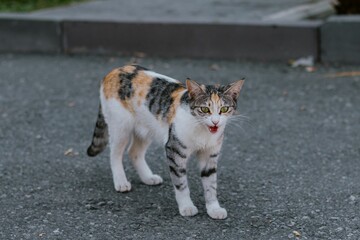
[224,79,245,100]
[186,78,205,98]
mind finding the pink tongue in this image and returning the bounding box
[209,126,218,133]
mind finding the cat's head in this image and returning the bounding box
[186,79,245,134]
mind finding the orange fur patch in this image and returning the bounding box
[167,87,186,123]
[122,65,136,73]
[132,71,153,106]
[102,68,121,99]
[102,66,136,100]
[211,93,220,103]
[102,65,155,112]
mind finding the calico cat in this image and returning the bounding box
[87,65,244,219]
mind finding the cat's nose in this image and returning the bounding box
[212,119,219,126]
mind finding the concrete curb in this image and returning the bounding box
[0,14,359,63]
[321,15,360,64]
[63,20,320,61]
[0,16,62,53]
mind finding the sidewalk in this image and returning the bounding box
[0,0,359,63]
[26,0,317,23]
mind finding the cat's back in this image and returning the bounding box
[102,65,154,102]
[101,65,186,123]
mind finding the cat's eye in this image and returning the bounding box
[200,107,210,113]
[220,106,229,113]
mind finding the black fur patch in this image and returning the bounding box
[166,145,187,159]
[169,166,186,177]
[175,183,186,191]
[201,168,217,178]
[180,91,190,104]
[118,71,137,100]
[117,65,148,100]
[172,134,187,149]
[146,78,183,120]
[210,152,220,158]
[167,154,178,166]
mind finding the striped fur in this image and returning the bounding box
[87,64,245,219]
[87,105,108,157]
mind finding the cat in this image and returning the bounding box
[87,65,244,219]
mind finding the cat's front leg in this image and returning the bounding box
[166,132,197,217]
[198,148,227,219]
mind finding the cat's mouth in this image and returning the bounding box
[208,125,219,133]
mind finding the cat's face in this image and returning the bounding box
[186,79,244,134]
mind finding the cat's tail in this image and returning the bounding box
[87,105,108,157]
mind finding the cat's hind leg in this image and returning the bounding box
[128,134,163,185]
[104,100,134,192]
[109,133,131,192]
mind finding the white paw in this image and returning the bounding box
[142,174,163,185]
[179,205,198,217]
[114,181,132,192]
[207,207,227,219]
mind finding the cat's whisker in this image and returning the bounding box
[232,122,254,131]
[229,124,248,134]
[228,114,254,128]
[228,120,252,127]
[193,119,204,126]
[230,114,251,120]
[232,113,250,118]
[227,117,254,131]
[230,114,251,121]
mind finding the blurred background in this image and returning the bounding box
[0,0,360,63]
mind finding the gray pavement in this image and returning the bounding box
[1,54,360,239]
[19,0,318,22]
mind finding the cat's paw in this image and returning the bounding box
[179,205,198,217]
[114,181,132,192]
[142,174,163,185]
[207,207,227,220]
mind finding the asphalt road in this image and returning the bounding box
[0,54,359,240]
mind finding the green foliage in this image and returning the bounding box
[0,0,86,12]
